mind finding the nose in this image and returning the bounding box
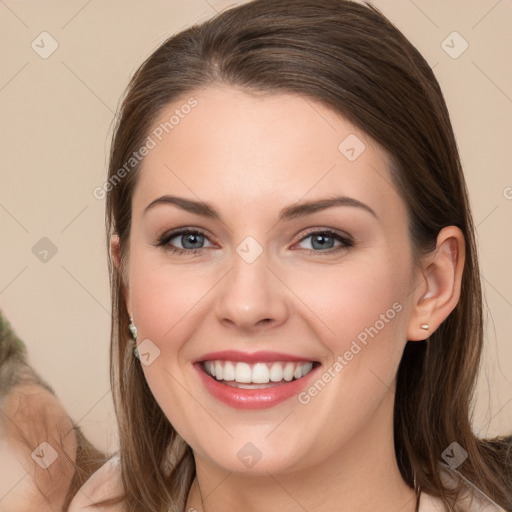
[214,247,289,333]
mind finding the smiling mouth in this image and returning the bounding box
[199,360,321,389]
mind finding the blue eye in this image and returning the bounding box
[155,229,213,255]
[154,228,353,256]
[295,229,353,252]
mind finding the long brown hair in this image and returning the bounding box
[100,1,512,510]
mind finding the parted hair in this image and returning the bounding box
[100,1,512,511]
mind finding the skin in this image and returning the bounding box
[110,85,465,512]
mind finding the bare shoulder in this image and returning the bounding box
[68,455,125,511]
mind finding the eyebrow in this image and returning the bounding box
[143,194,378,221]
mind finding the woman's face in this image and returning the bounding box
[120,85,423,474]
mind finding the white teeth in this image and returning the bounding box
[252,363,270,384]
[283,363,295,382]
[283,362,295,382]
[204,361,214,376]
[235,362,252,383]
[215,361,223,380]
[223,361,235,381]
[269,362,283,382]
[202,360,315,384]
[303,361,313,375]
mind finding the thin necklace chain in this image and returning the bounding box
[192,479,422,512]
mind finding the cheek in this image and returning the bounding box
[129,249,215,344]
[289,254,410,421]
[290,254,407,348]
[289,260,409,451]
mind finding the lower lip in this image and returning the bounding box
[194,362,320,409]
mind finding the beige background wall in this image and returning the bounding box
[0,0,511,455]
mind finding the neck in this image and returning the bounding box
[184,390,417,512]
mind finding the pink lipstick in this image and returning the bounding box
[193,350,321,409]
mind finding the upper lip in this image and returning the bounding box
[193,350,319,364]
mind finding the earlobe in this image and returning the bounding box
[407,226,465,341]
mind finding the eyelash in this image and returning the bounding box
[154,228,354,256]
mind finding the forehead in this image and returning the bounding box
[132,85,401,222]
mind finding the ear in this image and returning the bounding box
[407,226,465,341]
[110,234,131,316]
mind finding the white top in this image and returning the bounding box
[419,486,506,512]
[69,455,507,512]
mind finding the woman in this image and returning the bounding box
[69,0,512,510]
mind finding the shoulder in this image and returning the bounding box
[419,491,446,511]
[68,455,125,511]
[419,490,507,512]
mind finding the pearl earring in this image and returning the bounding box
[420,324,429,330]
[129,318,140,359]
[128,319,137,340]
